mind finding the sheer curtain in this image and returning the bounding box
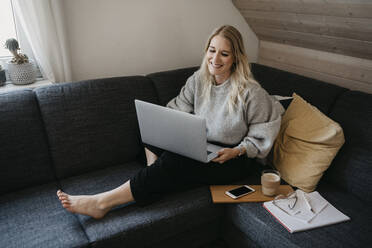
[12,0,71,83]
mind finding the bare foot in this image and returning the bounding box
[57,190,110,219]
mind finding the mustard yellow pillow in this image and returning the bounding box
[273,93,345,192]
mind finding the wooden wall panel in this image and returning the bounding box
[233,0,372,18]
[242,10,372,42]
[254,27,372,60]
[258,41,372,94]
[233,0,372,59]
[233,0,372,92]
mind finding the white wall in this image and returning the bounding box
[63,0,258,81]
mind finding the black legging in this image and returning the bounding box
[130,144,258,206]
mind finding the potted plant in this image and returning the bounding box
[5,38,36,85]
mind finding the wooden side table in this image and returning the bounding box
[210,185,294,203]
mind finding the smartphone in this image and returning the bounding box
[225,185,255,199]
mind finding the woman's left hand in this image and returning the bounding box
[212,148,240,164]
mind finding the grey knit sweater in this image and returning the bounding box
[166,71,284,159]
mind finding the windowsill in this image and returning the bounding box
[0,78,53,93]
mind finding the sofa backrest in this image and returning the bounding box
[251,63,348,114]
[326,90,372,203]
[0,90,55,195]
[34,76,158,179]
[147,67,199,106]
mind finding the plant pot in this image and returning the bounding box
[7,60,36,85]
[0,69,6,86]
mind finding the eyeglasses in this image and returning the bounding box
[272,191,298,214]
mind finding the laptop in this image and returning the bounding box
[134,99,224,163]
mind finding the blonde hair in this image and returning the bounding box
[199,25,259,112]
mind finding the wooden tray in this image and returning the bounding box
[210,185,293,203]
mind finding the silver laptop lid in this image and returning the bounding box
[135,99,208,162]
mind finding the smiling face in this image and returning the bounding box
[206,35,234,84]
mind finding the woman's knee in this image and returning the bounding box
[157,152,204,175]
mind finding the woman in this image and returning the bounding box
[57,25,284,219]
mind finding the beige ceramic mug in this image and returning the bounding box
[261,169,281,196]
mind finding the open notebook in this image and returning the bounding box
[263,190,350,233]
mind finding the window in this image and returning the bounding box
[0,0,42,81]
[0,0,16,58]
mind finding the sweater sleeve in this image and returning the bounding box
[238,86,285,159]
[166,73,196,113]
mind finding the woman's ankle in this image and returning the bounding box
[145,148,158,165]
[95,193,112,211]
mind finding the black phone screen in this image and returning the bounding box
[228,186,254,197]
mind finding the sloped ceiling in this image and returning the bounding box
[232,0,372,60]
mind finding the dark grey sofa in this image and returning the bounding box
[0,64,371,248]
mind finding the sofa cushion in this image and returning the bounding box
[251,63,348,115]
[59,161,224,248]
[273,93,345,192]
[0,183,89,248]
[148,220,222,248]
[0,90,54,195]
[147,66,199,106]
[326,90,372,203]
[224,183,372,248]
[35,76,158,179]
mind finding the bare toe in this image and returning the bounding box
[57,190,66,196]
[57,191,66,199]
